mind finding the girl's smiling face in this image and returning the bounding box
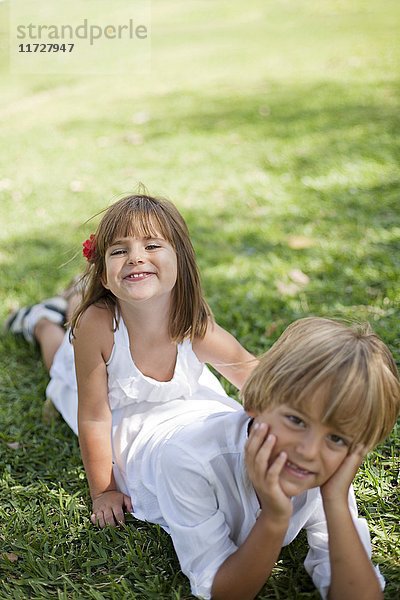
[102,234,178,307]
[248,399,354,497]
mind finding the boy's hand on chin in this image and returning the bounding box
[245,422,292,523]
[321,444,366,505]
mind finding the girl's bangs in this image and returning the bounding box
[105,207,174,249]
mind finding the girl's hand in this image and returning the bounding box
[91,491,133,528]
[321,444,366,505]
[245,422,292,523]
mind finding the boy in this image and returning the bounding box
[123,317,399,599]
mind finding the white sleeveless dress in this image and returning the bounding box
[46,317,240,495]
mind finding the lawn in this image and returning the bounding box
[0,0,399,598]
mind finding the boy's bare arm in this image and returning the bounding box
[211,513,287,600]
[212,423,291,600]
[322,448,383,600]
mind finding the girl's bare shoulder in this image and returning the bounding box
[191,318,220,358]
[77,303,113,328]
[73,303,114,361]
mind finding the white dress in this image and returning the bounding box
[46,317,240,494]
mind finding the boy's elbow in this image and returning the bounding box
[211,591,256,600]
[211,579,256,600]
[327,585,383,600]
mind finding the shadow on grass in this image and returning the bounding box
[58,79,400,176]
[1,161,399,350]
[0,233,81,310]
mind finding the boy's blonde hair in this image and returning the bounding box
[242,317,400,449]
[70,195,212,342]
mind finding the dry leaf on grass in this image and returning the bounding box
[0,178,13,191]
[265,320,285,337]
[277,269,310,296]
[132,111,150,125]
[276,281,300,296]
[4,552,19,562]
[6,442,20,450]
[124,132,144,145]
[289,269,310,285]
[287,235,315,249]
[69,180,84,192]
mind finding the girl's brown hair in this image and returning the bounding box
[70,195,212,342]
[242,317,400,450]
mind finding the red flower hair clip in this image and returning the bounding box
[82,234,96,262]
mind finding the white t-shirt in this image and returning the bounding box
[129,409,384,599]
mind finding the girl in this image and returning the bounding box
[6,194,255,528]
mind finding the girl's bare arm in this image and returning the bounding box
[193,320,257,389]
[73,305,132,526]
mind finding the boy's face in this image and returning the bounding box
[249,399,354,497]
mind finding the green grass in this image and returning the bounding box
[0,0,399,597]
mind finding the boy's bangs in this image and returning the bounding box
[294,376,378,449]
